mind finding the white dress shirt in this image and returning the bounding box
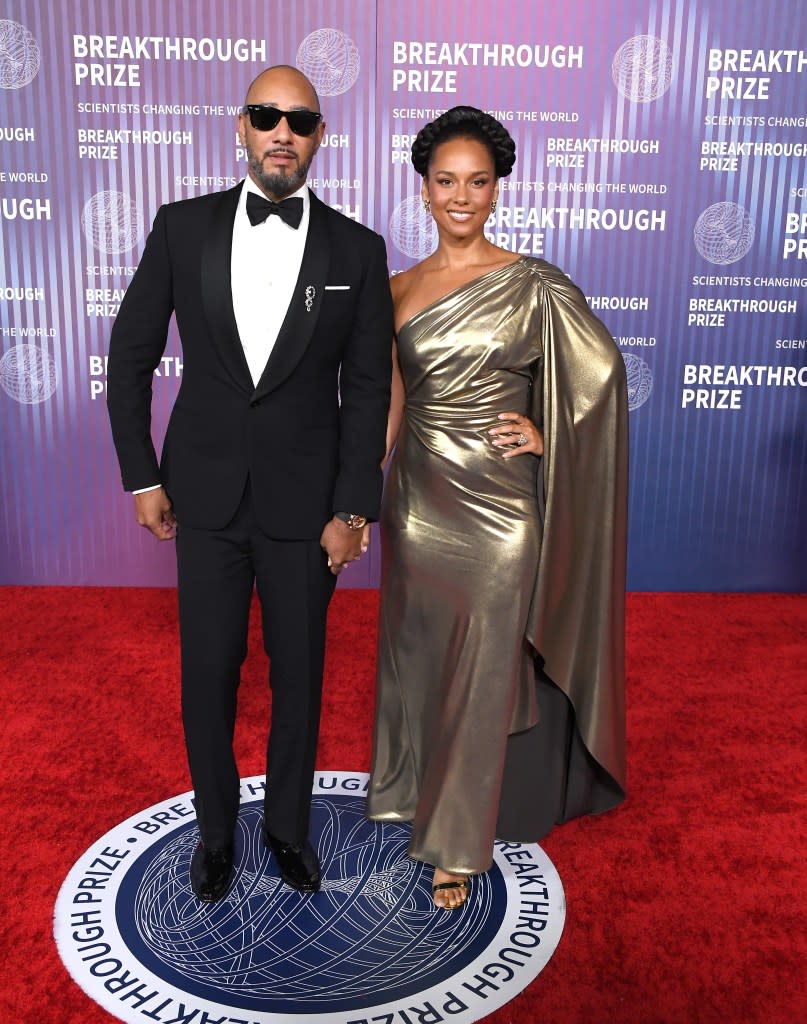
[231,177,310,387]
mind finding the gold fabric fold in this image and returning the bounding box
[367,256,628,873]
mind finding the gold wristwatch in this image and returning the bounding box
[334,512,368,531]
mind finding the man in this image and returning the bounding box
[107,66,392,902]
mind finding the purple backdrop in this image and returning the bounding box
[1,0,805,590]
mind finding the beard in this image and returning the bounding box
[247,142,312,199]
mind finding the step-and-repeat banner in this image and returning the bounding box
[1,0,805,589]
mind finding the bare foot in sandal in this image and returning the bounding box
[432,868,471,909]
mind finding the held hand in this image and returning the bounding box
[320,516,365,575]
[134,487,177,541]
[489,412,544,459]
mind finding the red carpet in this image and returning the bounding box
[1,587,806,1023]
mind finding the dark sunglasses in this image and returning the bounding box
[243,105,323,136]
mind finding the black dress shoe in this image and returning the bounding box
[263,829,321,892]
[190,841,234,902]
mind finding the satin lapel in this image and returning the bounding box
[200,183,253,392]
[253,192,331,400]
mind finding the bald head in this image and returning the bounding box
[244,65,320,112]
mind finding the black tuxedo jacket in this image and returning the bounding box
[107,184,393,538]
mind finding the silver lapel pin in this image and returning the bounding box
[305,285,316,312]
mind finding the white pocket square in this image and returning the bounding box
[324,285,351,290]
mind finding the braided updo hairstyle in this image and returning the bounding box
[411,106,516,178]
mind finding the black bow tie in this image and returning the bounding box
[246,191,303,229]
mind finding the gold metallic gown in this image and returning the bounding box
[367,256,628,873]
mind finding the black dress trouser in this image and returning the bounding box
[175,481,336,848]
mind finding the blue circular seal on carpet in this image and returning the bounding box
[55,772,565,1023]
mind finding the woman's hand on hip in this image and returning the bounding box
[489,412,544,459]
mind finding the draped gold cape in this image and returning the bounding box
[367,257,628,873]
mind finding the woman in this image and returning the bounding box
[367,107,628,909]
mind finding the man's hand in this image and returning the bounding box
[320,516,365,575]
[134,487,177,541]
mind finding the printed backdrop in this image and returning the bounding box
[1,0,805,589]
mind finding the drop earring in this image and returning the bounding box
[423,198,431,212]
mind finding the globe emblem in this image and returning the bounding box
[0,19,40,89]
[693,201,755,265]
[121,797,502,1011]
[55,774,565,1022]
[82,191,144,255]
[390,196,438,260]
[0,343,57,403]
[612,35,673,102]
[296,28,360,97]
[622,352,653,411]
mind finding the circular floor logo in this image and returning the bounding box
[55,772,565,1023]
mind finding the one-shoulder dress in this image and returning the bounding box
[367,256,628,874]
